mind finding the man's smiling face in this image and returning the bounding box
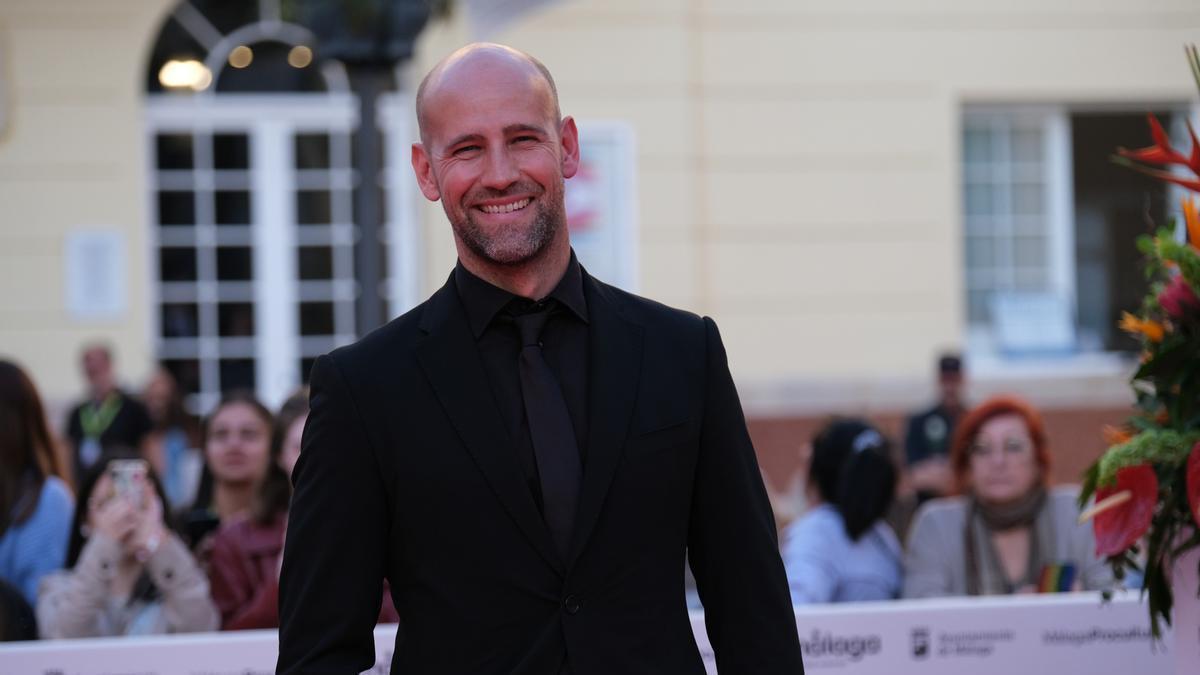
[412,49,579,268]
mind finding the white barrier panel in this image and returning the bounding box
[0,593,1174,674]
[754,594,1173,674]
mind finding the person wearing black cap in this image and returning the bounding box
[903,353,966,503]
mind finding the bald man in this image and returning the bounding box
[278,44,803,674]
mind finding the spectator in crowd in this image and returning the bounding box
[141,367,202,511]
[0,578,36,641]
[902,353,965,504]
[64,344,153,486]
[208,390,400,629]
[181,392,274,553]
[37,455,218,637]
[0,360,74,608]
[782,419,902,604]
[903,396,1113,598]
[206,390,301,630]
[274,389,307,478]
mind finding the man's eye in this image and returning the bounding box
[453,145,481,156]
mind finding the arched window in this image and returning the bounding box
[144,1,420,412]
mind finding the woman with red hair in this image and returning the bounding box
[902,396,1112,598]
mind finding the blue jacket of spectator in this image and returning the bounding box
[782,503,902,604]
[0,476,74,605]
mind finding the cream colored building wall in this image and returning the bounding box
[2,0,1198,415]
[0,0,174,413]
[410,0,1200,410]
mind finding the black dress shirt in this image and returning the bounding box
[454,254,590,514]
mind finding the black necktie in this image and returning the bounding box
[513,303,582,559]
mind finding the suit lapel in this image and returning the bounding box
[568,275,644,567]
[415,277,564,576]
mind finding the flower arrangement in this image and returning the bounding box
[1078,46,1200,638]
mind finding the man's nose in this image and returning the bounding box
[480,147,519,190]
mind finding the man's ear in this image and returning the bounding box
[559,116,580,180]
[411,143,442,202]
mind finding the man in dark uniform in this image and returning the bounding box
[903,353,965,503]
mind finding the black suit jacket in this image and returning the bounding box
[277,270,803,674]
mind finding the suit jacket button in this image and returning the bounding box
[563,594,582,615]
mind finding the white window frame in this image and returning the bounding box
[962,103,1199,380]
[379,91,425,316]
[566,119,640,292]
[1166,105,1200,241]
[962,105,1076,357]
[145,94,363,411]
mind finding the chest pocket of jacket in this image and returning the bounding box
[624,408,691,459]
[623,349,696,459]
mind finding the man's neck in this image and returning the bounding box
[457,237,571,300]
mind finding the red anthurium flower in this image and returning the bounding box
[1093,464,1158,558]
[1188,442,1200,529]
[1158,274,1200,319]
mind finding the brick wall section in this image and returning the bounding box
[747,405,1133,495]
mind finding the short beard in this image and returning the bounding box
[451,194,564,268]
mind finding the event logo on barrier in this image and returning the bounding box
[929,628,1014,658]
[799,630,883,668]
[910,626,931,660]
[1041,625,1156,648]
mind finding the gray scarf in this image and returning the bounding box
[964,486,1055,595]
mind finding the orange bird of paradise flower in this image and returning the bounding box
[1119,311,1165,343]
[1102,425,1135,446]
[1182,195,1200,251]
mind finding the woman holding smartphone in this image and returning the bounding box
[36,456,218,637]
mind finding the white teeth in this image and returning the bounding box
[480,198,530,214]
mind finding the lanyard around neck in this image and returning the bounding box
[80,393,122,439]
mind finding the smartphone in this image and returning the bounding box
[108,459,149,508]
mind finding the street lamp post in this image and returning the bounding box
[289,0,432,335]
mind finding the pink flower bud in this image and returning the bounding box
[1158,274,1200,319]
